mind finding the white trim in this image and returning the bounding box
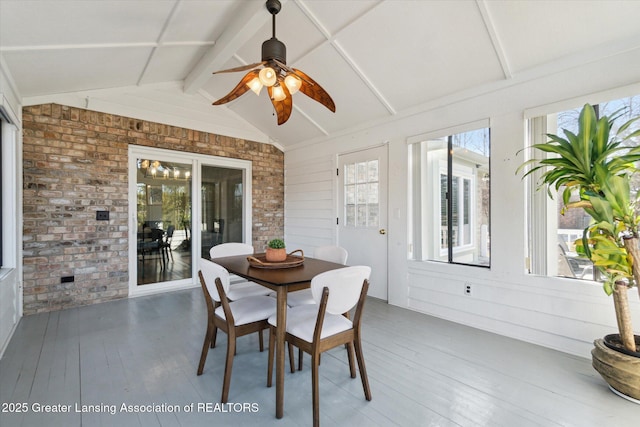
[0,56,22,124]
[1,123,17,269]
[524,93,640,282]
[127,145,252,298]
[524,82,640,119]
[0,117,22,359]
[128,280,200,299]
[407,118,491,145]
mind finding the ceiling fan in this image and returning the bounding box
[211,0,335,125]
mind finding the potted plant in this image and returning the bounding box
[518,103,640,401]
[266,238,287,262]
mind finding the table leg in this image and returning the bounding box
[275,286,287,419]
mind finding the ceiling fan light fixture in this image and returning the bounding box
[271,84,286,101]
[284,74,301,94]
[247,76,263,95]
[259,67,277,87]
[210,0,335,125]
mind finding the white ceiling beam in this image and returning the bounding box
[183,0,280,95]
[0,43,158,52]
[295,0,395,115]
[137,0,183,86]
[475,0,512,79]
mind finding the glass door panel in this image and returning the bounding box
[136,158,192,285]
[201,165,244,258]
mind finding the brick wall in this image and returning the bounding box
[22,104,284,314]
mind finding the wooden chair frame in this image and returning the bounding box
[267,279,372,427]
[207,244,268,352]
[197,271,271,403]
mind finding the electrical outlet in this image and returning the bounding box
[464,282,472,295]
[61,276,75,283]
[96,210,109,221]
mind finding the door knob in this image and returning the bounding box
[379,229,386,235]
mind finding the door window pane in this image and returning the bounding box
[136,159,192,285]
[343,160,380,228]
[201,165,244,258]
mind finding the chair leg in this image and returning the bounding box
[259,330,264,352]
[298,348,320,370]
[346,342,356,378]
[211,327,218,348]
[197,320,214,375]
[311,353,321,427]
[221,333,236,403]
[268,329,295,384]
[298,347,303,371]
[267,327,275,387]
[288,343,295,373]
[354,336,372,401]
[210,302,220,348]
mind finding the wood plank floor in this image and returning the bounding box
[0,288,636,427]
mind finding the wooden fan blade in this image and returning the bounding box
[213,62,266,74]
[292,68,336,113]
[212,70,259,105]
[272,59,294,74]
[267,85,293,125]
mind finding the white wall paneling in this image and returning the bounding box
[284,46,640,358]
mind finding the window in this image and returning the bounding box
[0,114,18,271]
[526,94,640,280]
[344,160,379,228]
[409,125,490,267]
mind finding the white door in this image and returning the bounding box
[338,145,388,300]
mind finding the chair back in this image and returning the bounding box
[310,266,371,315]
[150,228,164,242]
[210,242,254,258]
[313,245,348,265]
[199,258,231,302]
[164,225,175,245]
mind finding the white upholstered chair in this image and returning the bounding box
[197,258,277,403]
[207,243,271,350]
[210,243,272,300]
[267,266,372,427]
[285,245,348,307]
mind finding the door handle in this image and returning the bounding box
[379,229,386,235]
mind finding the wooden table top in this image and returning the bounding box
[211,253,346,287]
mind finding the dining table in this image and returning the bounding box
[210,253,346,419]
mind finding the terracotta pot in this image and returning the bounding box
[265,247,287,262]
[592,336,640,402]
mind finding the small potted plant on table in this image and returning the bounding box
[266,238,287,262]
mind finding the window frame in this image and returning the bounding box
[0,115,18,273]
[408,119,491,268]
[524,91,640,281]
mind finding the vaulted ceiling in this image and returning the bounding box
[2,0,640,148]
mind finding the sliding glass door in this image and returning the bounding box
[200,165,244,258]
[129,146,252,296]
[135,159,193,286]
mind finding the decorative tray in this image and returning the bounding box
[247,249,304,269]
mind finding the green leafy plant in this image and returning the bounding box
[517,103,640,352]
[267,238,285,249]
